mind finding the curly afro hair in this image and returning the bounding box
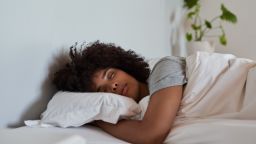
[53,41,150,92]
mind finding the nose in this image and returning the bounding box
[111,82,118,93]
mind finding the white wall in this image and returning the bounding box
[0,0,181,128]
[200,0,256,60]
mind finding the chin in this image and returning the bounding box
[127,93,136,100]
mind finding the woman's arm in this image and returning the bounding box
[95,85,183,144]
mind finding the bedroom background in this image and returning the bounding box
[0,0,255,128]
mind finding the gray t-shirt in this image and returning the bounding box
[147,56,187,95]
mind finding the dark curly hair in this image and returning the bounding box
[53,41,150,92]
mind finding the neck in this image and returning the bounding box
[137,82,149,102]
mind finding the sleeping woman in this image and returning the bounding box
[53,41,187,144]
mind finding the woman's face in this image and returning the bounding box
[91,68,141,101]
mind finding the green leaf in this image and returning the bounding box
[192,24,201,30]
[205,20,212,29]
[220,4,237,23]
[184,0,199,9]
[187,11,196,18]
[186,33,192,41]
[219,34,227,46]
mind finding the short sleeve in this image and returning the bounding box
[147,56,187,95]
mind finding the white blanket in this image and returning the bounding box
[167,52,256,144]
[179,52,256,119]
[141,52,256,144]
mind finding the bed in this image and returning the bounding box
[1,52,256,144]
[1,119,256,144]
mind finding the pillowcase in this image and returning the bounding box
[39,91,141,128]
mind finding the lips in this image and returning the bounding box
[121,84,127,96]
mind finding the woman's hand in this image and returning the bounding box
[92,85,183,144]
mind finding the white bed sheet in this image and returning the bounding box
[165,119,256,144]
[0,125,128,144]
[2,120,256,144]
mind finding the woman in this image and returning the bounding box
[53,41,187,144]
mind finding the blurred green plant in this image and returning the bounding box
[184,0,237,46]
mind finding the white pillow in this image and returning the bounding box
[39,91,141,128]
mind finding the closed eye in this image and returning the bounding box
[107,71,115,80]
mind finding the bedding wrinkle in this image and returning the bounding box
[181,52,230,117]
[177,52,256,119]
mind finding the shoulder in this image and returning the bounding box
[151,56,185,72]
[147,56,187,95]
[149,56,186,80]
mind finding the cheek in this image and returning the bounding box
[128,81,140,99]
